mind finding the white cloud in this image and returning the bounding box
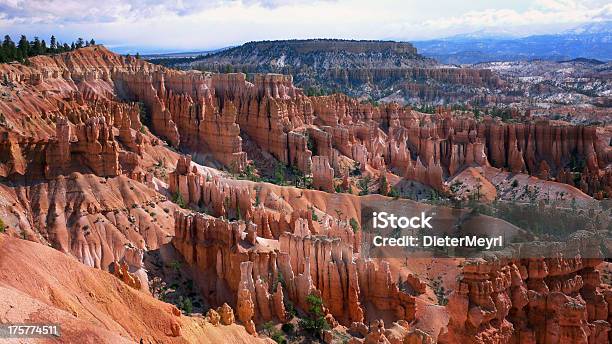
[0,0,608,53]
[421,0,611,34]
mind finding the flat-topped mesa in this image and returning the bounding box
[247,39,419,55]
[193,39,511,106]
[442,233,609,344]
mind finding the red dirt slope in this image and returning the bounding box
[0,234,266,344]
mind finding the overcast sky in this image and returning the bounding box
[0,0,610,54]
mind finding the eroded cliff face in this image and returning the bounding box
[172,209,419,331]
[2,172,176,270]
[442,234,611,344]
[167,156,445,339]
[0,46,610,344]
[1,46,609,198]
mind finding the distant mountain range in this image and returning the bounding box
[413,21,612,64]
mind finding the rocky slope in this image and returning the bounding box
[0,45,610,343]
[0,235,265,344]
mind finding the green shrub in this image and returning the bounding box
[271,332,287,344]
[262,321,274,336]
[179,296,193,314]
[310,206,318,221]
[358,176,371,196]
[379,174,388,196]
[388,187,400,199]
[350,161,361,176]
[273,163,286,185]
[298,294,329,338]
[432,279,448,306]
[169,260,181,273]
[138,101,150,126]
[284,300,297,318]
[240,162,260,182]
[349,218,360,233]
[254,186,261,207]
[334,184,343,193]
[0,218,5,233]
[172,192,187,208]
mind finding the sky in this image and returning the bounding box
[0,0,610,54]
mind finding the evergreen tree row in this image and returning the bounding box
[0,35,96,63]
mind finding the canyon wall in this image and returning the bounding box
[0,46,609,198]
[173,210,421,330]
[443,233,611,344]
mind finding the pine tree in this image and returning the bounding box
[0,34,97,63]
[50,35,57,52]
[89,39,95,46]
[17,35,29,60]
[2,35,12,49]
[31,37,43,56]
[2,35,16,61]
